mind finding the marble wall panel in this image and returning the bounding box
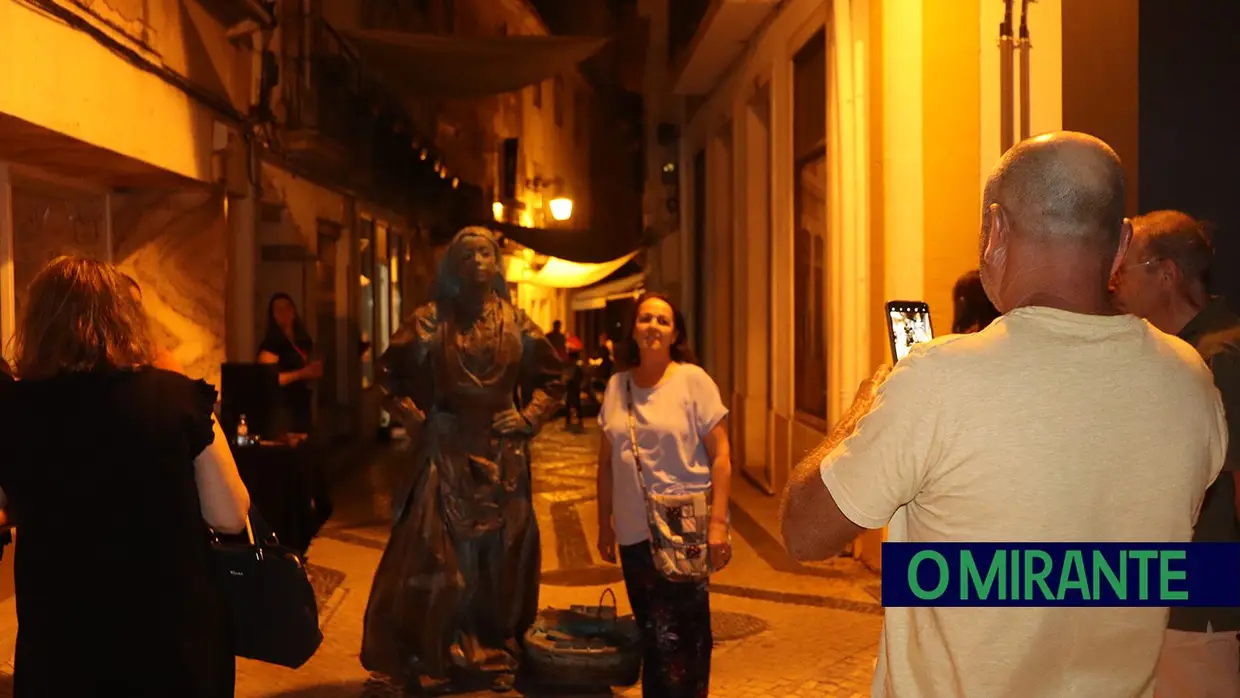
[111,189,227,388]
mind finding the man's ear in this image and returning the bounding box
[1110,219,1133,280]
[984,203,1008,261]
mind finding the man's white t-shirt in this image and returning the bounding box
[821,306,1227,698]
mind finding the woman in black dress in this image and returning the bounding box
[0,256,251,698]
[257,292,321,434]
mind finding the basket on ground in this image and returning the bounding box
[523,588,641,688]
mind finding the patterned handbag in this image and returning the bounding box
[625,376,729,582]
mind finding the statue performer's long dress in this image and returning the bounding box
[361,295,565,690]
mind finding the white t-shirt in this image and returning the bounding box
[598,364,728,546]
[820,306,1227,698]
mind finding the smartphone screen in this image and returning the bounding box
[886,301,934,363]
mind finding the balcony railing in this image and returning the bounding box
[284,17,374,156]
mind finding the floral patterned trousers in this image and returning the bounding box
[619,543,712,697]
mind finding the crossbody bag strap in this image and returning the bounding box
[625,376,661,533]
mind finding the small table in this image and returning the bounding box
[229,442,325,556]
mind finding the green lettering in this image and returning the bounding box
[1057,550,1091,600]
[1010,547,1020,599]
[1092,550,1126,599]
[961,550,1006,600]
[1023,550,1055,600]
[908,551,950,600]
[1159,550,1188,601]
[1129,550,1158,600]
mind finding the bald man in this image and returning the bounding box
[780,132,1226,697]
[1112,210,1240,696]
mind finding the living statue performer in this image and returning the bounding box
[361,227,565,695]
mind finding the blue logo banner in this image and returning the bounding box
[881,543,1240,607]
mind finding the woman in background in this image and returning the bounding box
[952,269,1002,334]
[0,256,249,697]
[258,292,321,435]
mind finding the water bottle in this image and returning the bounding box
[236,414,250,446]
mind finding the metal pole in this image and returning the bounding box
[999,0,1015,155]
[1018,0,1032,141]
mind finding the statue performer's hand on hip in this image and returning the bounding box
[492,408,532,436]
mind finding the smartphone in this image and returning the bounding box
[886,300,934,363]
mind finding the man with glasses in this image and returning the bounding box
[1112,209,1240,695]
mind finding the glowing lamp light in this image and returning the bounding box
[452,177,460,189]
[548,197,573,222]
[492,201,504,221]
[420,149,428,160]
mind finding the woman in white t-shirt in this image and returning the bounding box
[595,292,733,698]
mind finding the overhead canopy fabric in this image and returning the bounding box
[339,30,609,99]
[504,251,638,289]
[570,272,646,311]
[489,221,650,264]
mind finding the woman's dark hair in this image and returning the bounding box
[952,270,1001,334]
[621,291,697,368]
[263,292,313,351]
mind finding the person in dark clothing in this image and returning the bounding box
[546,319,567,361]
[564,336,585,432]
[0,256,250,698]
[257,292,321,435]
[1111,209,1240,695]
[952,269,1002,334]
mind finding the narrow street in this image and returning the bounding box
[0,423,882,697]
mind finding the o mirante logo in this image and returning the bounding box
[881,543,1240,607]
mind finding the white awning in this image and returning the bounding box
[504,251,638,289]
[570,272,646,311]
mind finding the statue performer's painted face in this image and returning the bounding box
[455,234,498,288]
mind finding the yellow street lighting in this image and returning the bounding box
[548,196,573,222]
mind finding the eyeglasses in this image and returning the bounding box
[1114,257,1162,280]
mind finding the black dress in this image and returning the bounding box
[0,368,235,697]
[258,334,314,434]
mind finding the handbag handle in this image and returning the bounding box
[597,587,618,632]
[209,508,280,552]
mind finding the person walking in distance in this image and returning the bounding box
[780,132,1227,697]
[1111,209,1240,696]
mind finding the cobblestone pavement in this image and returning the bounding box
[0,423,883,697]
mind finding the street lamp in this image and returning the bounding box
[548,196,573,222]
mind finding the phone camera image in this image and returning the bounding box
[889,307,933,362]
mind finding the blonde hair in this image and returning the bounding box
[13,256,155,379]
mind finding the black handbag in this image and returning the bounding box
[211,510,323,668]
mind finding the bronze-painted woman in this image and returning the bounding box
[361,227,564,694]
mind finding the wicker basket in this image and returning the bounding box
[523,588,642,688]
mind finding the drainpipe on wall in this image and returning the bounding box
[999,0,1015,155]
[1017,0,1033,141]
